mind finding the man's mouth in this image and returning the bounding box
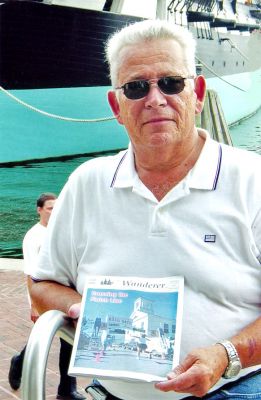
[143,117,173,125]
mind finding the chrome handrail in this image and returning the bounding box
[21,310,75,400]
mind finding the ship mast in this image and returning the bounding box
[156,0,168,19]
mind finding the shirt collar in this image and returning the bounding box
[188,129,222,190]
[110,143,136,188]
[111,129,222,191]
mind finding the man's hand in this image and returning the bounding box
[155,344,228,397]
[30,303,39,323]
[67,302,82,327]
[68,303,81,319]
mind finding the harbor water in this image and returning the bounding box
[0,108,260,259]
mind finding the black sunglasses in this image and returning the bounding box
[116,76,194,100]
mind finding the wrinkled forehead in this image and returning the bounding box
[116,39,187,83]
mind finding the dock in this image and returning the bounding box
[197,89,233,146]
[0,258,24,272]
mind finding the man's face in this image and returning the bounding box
[37,199,56,226]
[109,39,201,154]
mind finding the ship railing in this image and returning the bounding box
[21,310,75,400]
[167,0,215,37]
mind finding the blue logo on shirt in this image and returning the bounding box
[204,234,216,243]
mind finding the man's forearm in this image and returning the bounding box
[30,280,82,315]
[231,316,261,368]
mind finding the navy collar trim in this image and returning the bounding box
[212,145,222,190]
[110,140,223,191]
[110,151,128,188]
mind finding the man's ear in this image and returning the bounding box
[194,75,206,114]
[108,91,123,125]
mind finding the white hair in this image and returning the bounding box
[105,19,197,88]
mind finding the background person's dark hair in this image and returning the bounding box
[36,193,57,208]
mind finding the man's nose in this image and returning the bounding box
[144,83,167,108]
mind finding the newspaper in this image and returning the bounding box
[69,275,184,382]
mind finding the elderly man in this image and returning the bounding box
[30,20,261,400]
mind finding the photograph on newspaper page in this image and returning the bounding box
[69,275,184,382]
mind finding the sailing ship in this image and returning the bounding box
[0,0,260,165]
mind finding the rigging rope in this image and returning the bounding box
[0,54,246,122]
[195,56,246,92]
[0,85,116,122]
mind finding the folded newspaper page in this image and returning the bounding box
[69,275,184,382]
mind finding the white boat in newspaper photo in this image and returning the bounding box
[0,0,260,165]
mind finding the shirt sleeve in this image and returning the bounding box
[23,228,42,275]
[32,176,79,288]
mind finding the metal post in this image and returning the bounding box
[21,310,75,400]
[156,0,168,19]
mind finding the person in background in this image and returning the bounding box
[136,334,148,360]
[30,19,260,400]
[8,192,85,400]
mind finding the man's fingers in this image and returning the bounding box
[155,368,195,393]
[155,353,217,397]
[155,370,211,397]
[67,302,81,319]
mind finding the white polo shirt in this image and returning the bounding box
[35,129,261,400]
[23,222,47,276]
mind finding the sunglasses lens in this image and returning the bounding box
[121,77,187,99]
[159,77,185,95]
[124,80,150,100]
